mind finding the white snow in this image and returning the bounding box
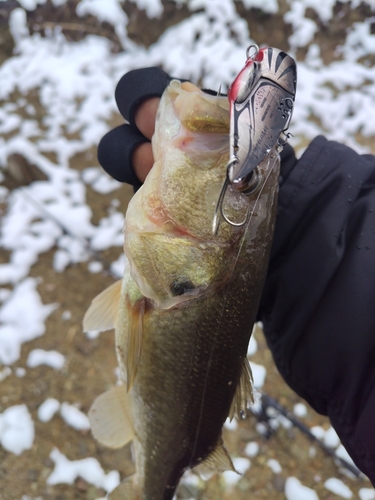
[335,444,356,467]
[88,260,103,273]
[60,402,90,431]
[76,0,130,50]
[285,477,319,500]
[0,366,11,381]
[323,426,340,448]
[38,398,61,422]
[324,478,353,498]
[0,405,35,455]
[26,349,65,370]
[267,458,282,474]
[132,0,164,18]
[247,332,258,356]
[47,448,120,493]
[240,0,278,13]
[359,488,375,500]
[244,441,259,457]
[82,167,122,194]
[310,425,325,440]
[15,367,26,377]
[0,278,57,365]
[61,310,72,321]
[17,0,47,10]
[224,417,238,431]
[293,403,307,417]
[249,362,266,388]
[9,8,29,46]
[222,457,250,486]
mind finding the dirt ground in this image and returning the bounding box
[0,1,374,499]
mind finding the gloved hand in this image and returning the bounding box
[98,67,375,485]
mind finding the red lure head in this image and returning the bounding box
[228,47,266,106]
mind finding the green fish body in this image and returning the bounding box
[84,80,280,500]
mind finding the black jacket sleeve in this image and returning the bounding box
[259,135,375,484]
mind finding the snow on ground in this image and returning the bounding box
[59,402,91,431]
[324,477,353,498]
[285,476,319,500]
[47,447,120,493]
[37,398,61,422]
[0,0,374,497]
[26,348,65,369]
[0,404,34,455]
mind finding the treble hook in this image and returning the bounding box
[212,160,260,236]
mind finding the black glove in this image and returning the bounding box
[98,67,174,190]
[98,68,375,485]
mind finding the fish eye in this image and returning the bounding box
[235,64,255,104]
[170,279,195,296]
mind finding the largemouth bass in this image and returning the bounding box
[84,79,281,500]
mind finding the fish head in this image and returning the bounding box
[124,80,280,309]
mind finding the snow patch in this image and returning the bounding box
[38,398,61,422]
[224,417,238,431]
[244,441,259,457]
[60,402,90,431]
[27,349,65,370]
[247,332,258,356]
[240,0,278,13]
[47,448,120,493]
[267,458,282,474]
[359,488,375,500]
[285,477,319,500]
[324,478,353,498]
[0,278,57,365]
[249,361,266,388]
[0,404,34,455]
[222,457,250,486]
[293,403,307,417]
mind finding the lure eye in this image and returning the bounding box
[234,64,255,104]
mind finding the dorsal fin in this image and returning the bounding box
[194,437,237,475]
[229,356,254,420]
[83,280,122,332]
[88,385,134,449]
[126,297,146,392]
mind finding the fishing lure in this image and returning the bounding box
[213,45,297,234]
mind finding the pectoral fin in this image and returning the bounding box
[88,385,134,449]
[83,279,122,332]
[126,297,146,392]
[229,356,254,420]
[194,438,237,474]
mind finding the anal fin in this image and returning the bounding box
[229,356,254,420]
[88,385,134,449]
[83,279,122,332]
[194,437,237,475]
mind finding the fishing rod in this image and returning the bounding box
[252,393,363,479]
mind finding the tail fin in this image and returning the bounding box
[109,476,140,500]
